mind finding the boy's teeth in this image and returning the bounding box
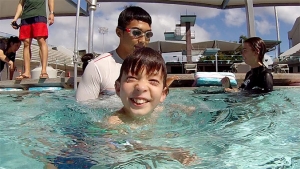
[133,99,147,104]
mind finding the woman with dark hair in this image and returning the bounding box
[81,53,94,72]
[221,37,273,93]
[0,36,21,80]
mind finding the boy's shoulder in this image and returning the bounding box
[108,115,123,125]
[108,111,124,125]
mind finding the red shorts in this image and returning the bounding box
[19,16,48,40]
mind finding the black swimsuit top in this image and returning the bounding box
[240,66,273,93]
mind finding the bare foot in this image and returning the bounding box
[15,74,31,80]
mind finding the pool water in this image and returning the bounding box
[0,87,300,169]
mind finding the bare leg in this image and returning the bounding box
[37,37,48,78]
[16,38,32,79]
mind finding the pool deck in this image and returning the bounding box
[0,73,299,89]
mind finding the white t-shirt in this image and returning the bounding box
[76,50,123,101]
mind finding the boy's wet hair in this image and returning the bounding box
[118,6,152,28]
[244,37,266,63]
[117,47,168,90]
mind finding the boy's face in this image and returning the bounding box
[115,69,167,118]
[117,20,151,54]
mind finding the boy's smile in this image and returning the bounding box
[116,69,167,118]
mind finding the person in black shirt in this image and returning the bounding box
[221,37,273,93]
[0,36,21,80]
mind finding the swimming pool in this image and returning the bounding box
[0,87,300,169]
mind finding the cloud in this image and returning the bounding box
[276,6,300,25]
[223,8,245,27]
[136,3,221,20]
[255,19,275,35]
[255,6,300,25]
[0,2,214,54]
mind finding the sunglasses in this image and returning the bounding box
[118,26,153,39]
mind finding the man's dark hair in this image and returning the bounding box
[117,6,152,28]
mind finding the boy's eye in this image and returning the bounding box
[126,76,137,82]
[149,79,160,86]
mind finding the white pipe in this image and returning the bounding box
[214,40,218,72]
[88,0,97,53]
[73,0,81,90]
[215,53,218,72]
[274,6,281,58]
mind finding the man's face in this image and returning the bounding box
[118,20,152,54]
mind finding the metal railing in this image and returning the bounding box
[174,27,195,38]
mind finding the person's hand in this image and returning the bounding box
[11,20,19,29]
[48,13,54,26]
[221,76,231,88]
[8,61,15,71]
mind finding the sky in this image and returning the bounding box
[0,2,299,62]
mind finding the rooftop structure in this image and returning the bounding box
[164,15,197,63]
[288,17,300,48]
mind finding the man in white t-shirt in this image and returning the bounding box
[76,6,153,101]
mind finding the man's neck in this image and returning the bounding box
[116,46,132,60]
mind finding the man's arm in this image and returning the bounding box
[12,0,24,22]
[48,0,54,25]
[76,61,102,101]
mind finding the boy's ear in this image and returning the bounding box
[115,81,121,97]
[159,87,168,103]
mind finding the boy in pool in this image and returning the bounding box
[107,47,168,126]
[105,47,198,166]
[40,48,195,168]
[106,47,188,127]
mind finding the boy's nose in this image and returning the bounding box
[135,81,148,92]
